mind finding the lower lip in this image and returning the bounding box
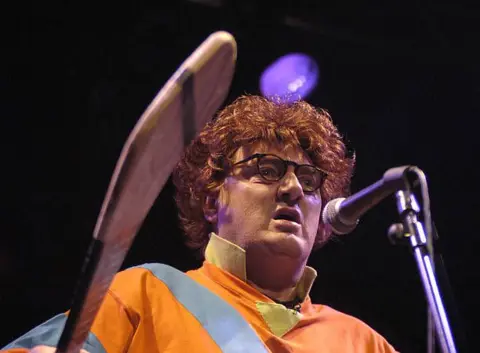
[273,219,301,232]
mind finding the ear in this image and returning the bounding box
[203,194,218,224]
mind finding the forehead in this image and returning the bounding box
[233,141,312,165]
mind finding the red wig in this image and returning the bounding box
[173,95,355,256]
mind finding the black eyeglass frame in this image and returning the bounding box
[231,153,328,192]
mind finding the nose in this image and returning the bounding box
[277,167,304,204]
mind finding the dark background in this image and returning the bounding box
[2,1,479,352]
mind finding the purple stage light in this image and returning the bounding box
[260,53,319,103]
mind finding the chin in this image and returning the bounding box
[265,231,306,258]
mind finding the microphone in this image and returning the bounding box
[321,166,412,235]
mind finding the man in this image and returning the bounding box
[3,95,398,352]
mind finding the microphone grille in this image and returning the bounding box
[321,197,358,235]
[321,198,345,225]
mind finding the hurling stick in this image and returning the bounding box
[55,31,237,353]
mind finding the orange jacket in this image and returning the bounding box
[2,262,398,353]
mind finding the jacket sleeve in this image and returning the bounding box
[1,286,138,353]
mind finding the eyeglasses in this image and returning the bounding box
[232,153,327,192]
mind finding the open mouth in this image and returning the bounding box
[273,209,301,225]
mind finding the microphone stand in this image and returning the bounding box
[392,190,457,353]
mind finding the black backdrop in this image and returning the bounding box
[2,1,479,352]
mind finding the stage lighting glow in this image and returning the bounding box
[260,53,319,103]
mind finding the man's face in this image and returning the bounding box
[211,142,323,266]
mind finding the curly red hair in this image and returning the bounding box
[173,95,355,257]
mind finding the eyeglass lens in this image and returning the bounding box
[257,155,322,192]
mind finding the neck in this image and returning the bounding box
[204,233,318,304]
[247,280,297,302]
[245,253,307,301]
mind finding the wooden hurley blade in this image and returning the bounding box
[55,31,237,353]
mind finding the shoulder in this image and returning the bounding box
[112,263,178,286]
[311,303,369,328]
[108,263,184,309]
[310,304,398,352]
